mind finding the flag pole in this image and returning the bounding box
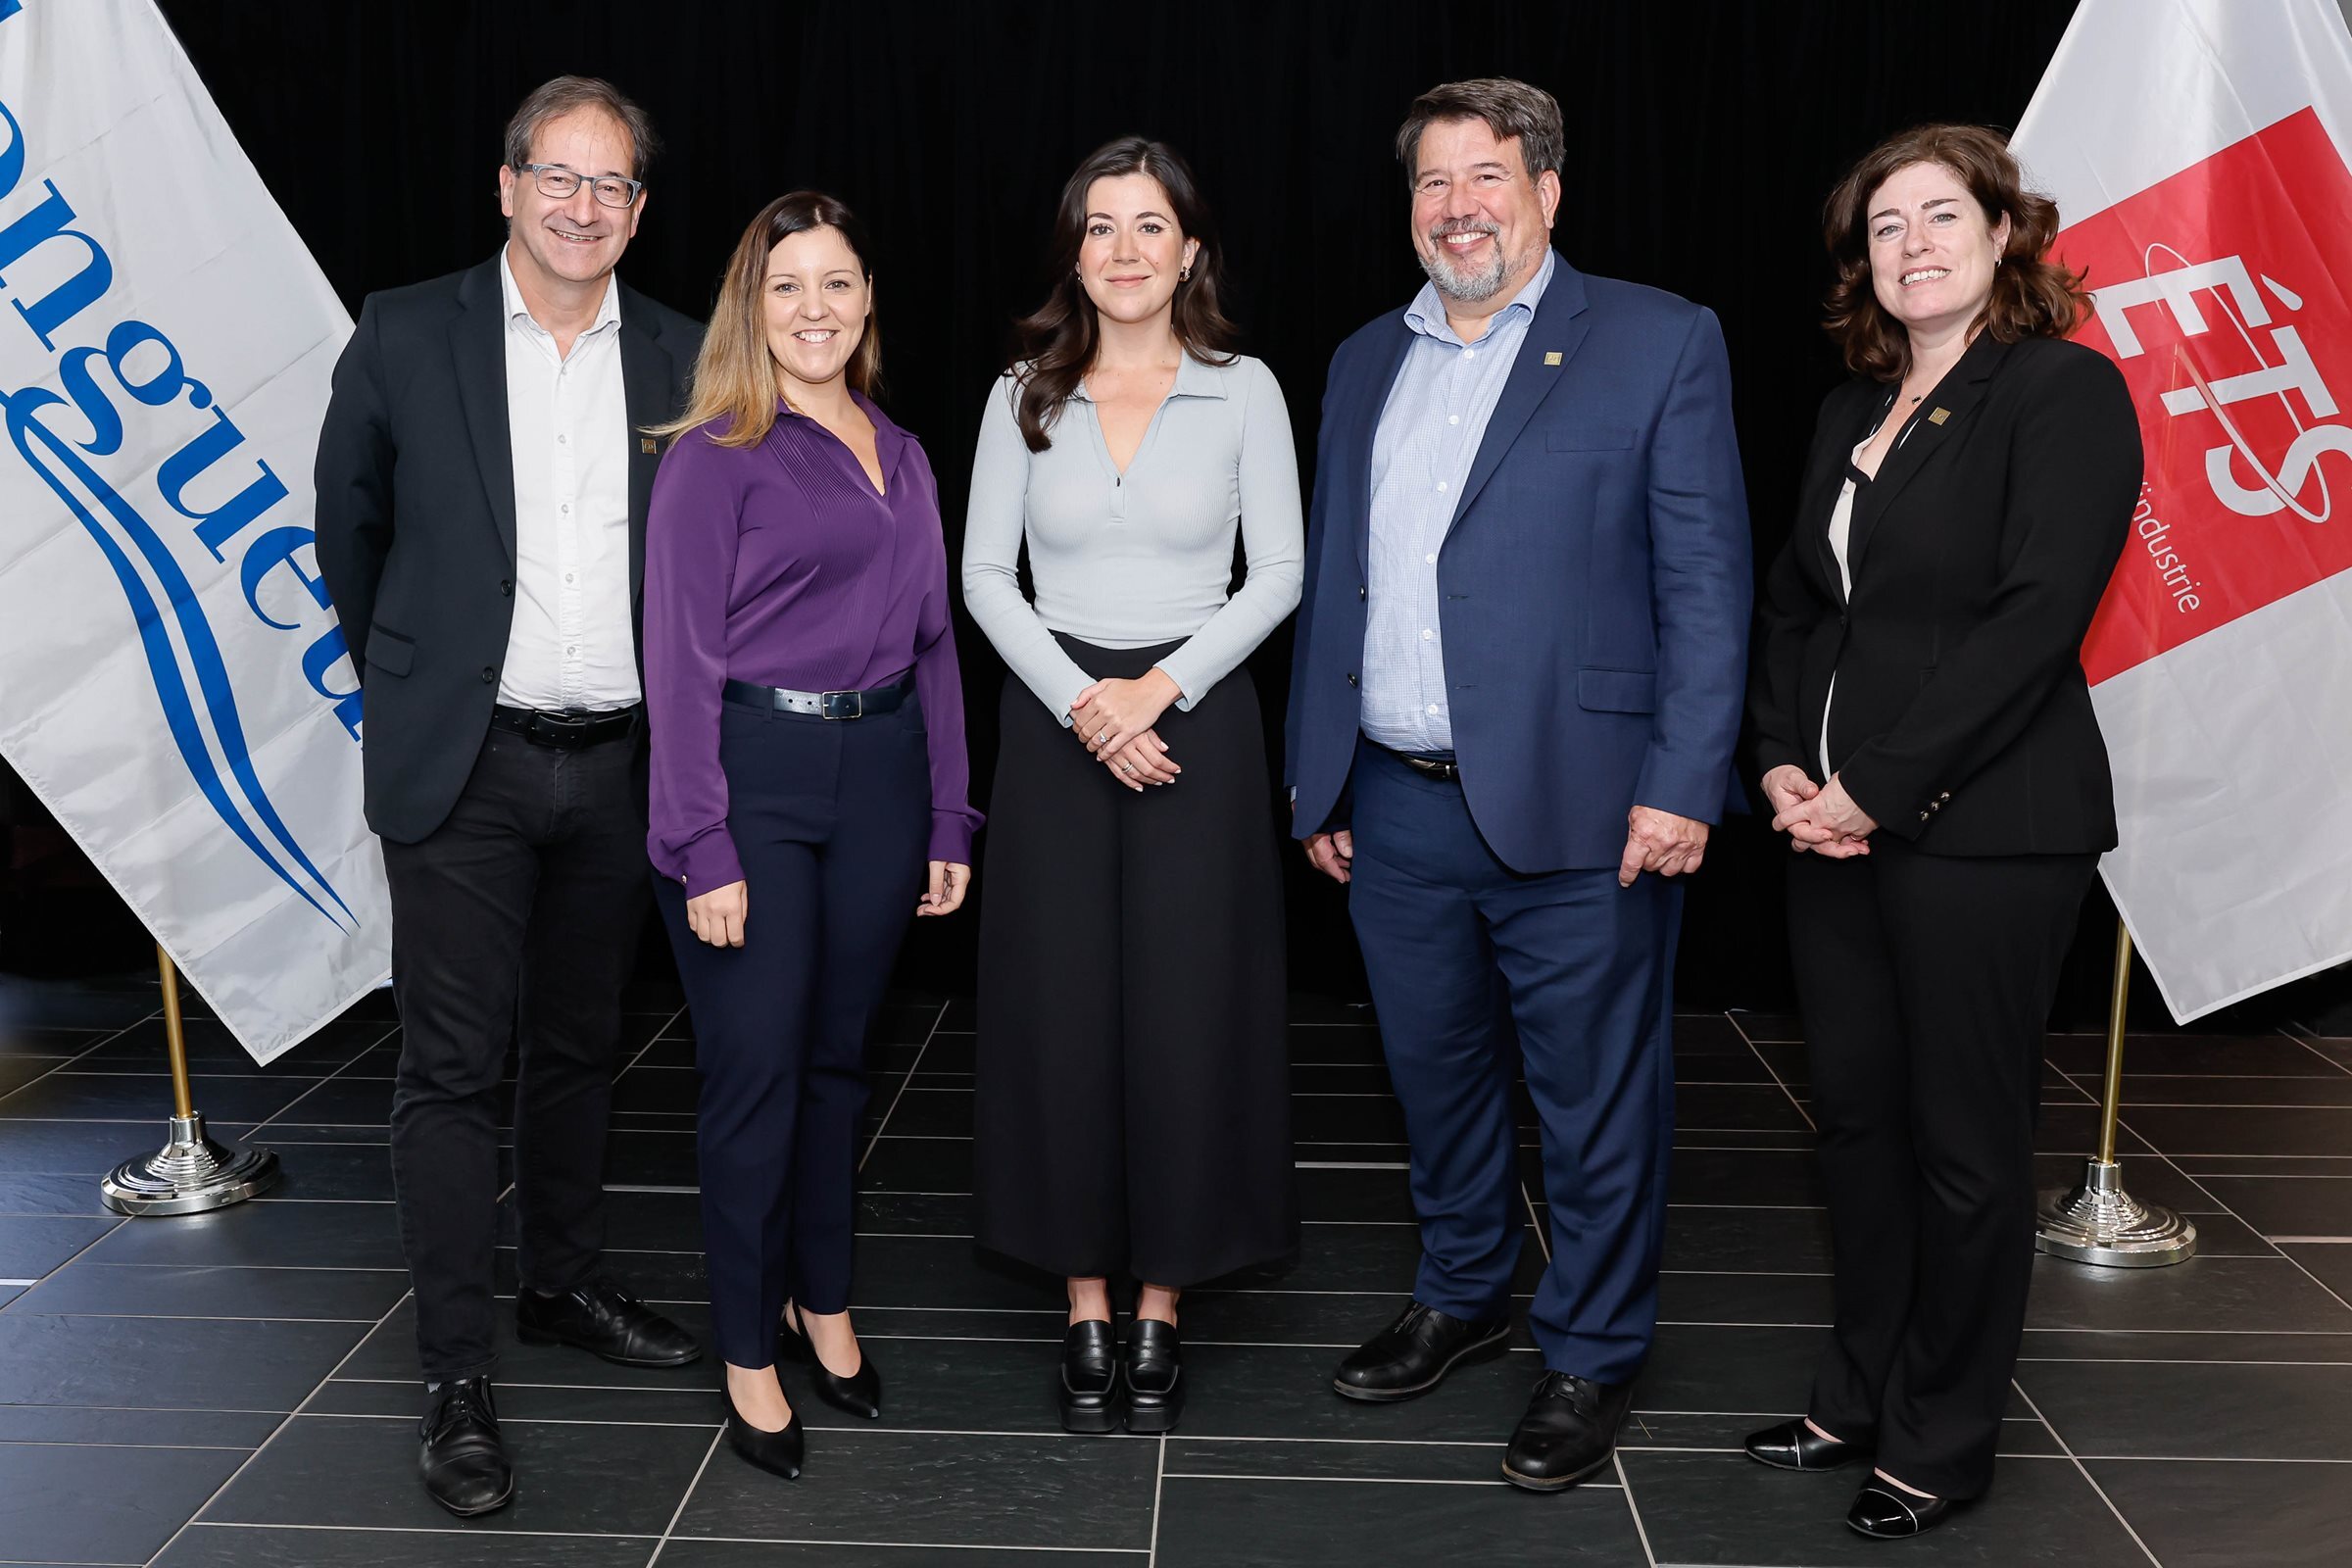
[2034,918,2195,1266]
[99,944,280,1215]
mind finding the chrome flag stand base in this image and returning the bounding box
[102,1111,280,1216]
[2035,1157,2195,1267]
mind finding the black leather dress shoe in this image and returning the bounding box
[516,1281,702,1368]
[1500,1371,1633,1492]
[1059,1320,1123,1434]
[779,1314,883,1420]
[1743,1417,1865,1472]
[721,1382,805,1481]
[418,1376,513,1517]
[1332,1301,1511,1402]
[1124,1319,1184,1433]
[1848,1482,1958,1538]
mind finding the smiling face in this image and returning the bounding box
[1408,116,1559,305]
[1865,161,2011,342]
[1076,172,1199,328]
[761,224,872,399]
[497,107,644,292]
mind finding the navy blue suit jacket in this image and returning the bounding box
[1286,254,1752,873]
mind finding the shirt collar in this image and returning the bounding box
[498,246,623,339]
[1067,352,1229,403]
[1402,246,1557,347]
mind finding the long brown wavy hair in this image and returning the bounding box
[654,191,883,449]
[1008,136,1240,452]
[1822,123,2087,382]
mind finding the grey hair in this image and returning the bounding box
[502,75,660,180]
[1395,77,1565,186]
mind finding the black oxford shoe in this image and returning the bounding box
[1744,1417,1865,1472]
[779,1314,883,1420]
[1848,1482,1958,1538]
[1123,1319,1184,1433]
[516,1281,702,1368]
[1332,1300,1511,1402]
[1500,1371,1633,1493]
[418,1376,513,1517]
[1060,1320,1123,1434]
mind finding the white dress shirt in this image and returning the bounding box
[497,250,639,712]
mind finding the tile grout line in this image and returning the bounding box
[858,1000,950,1174]
[1148,1431,1167,1566]
[643,1424,726,1568]
[2008,1377,2166,1568]
[621,1004,694,1079]
[2276,1024,2352,1081]
[1611,1449,1659,1568]
[0,1007,165,1109]
[247,1020,406,1137]
[1724,1011,1817,1134]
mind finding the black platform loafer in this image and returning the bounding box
[1124,1319,1184,1433]
[1500,1371,1633,1493]
[1332,1300,1510,1402]
[779,1314,883,1420]
[418,1376,513,1518]
[516,1280,702,1368]
[1848,1482,1957,1539]
[721,1383,806,1481]
[1744,1417,1865,1472]
[1059,1319,1123,1434]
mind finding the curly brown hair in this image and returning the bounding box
[1822,123,2087,381]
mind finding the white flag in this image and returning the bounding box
[2013,0,2352,1022]
[0,0,388,1061]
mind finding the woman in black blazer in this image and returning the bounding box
[1741,124,2141,1541]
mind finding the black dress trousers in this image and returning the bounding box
[653,692,930,1371]
[975,636,1298,1286]
[1788,835,2097,1499]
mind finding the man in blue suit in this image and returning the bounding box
[1287,77,1750,1492]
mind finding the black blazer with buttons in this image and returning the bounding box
[314,256,703,845]
[1746,332,2141,854]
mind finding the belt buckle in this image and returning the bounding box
[529,710,593,746]
[819,689,862,720]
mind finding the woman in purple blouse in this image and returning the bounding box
[644,191,980,1481]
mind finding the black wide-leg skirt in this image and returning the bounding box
[974,635,1298,1285]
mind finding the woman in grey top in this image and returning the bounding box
[962,136,1302,1436]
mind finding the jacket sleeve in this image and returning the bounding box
[1283,340,1349,807]
[1838,350,2141,837]
[1746,392,1843,785]
[1633,306,1753,824]
[312,296,395,673]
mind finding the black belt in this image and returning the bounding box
[1377,743,1459,782]
[490,704,641,749]
[722,674,912,720]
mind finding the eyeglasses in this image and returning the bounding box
[515,163,644,209]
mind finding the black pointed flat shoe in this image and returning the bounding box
[779,1314,883,1420]
[1848,1482,1957,1538]
[1059,1319,1123,1434]
[1123,1319,1184,1434]
[721,1382,805,1481]
[1743,1417,1865,1472]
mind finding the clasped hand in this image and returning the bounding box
[1762,765,1876,858]
[1071,670,1183,793]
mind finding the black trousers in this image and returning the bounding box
[381,721,649,1384]
[653,693,928,1370]
[1787,835,2096,1499]
[974,638,1297,1286]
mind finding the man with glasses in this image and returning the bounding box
[316,75,704,1517]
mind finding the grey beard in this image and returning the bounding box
[1421,238,1511,303]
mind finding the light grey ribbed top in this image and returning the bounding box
[961,352,1304,724]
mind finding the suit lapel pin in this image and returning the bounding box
[640,436,659,454]
[1544,351,1563,367]
[1928,407,1950,425]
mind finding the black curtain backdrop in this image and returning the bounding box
[130,0,2151,1017]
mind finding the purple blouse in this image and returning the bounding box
[645,394,982,897]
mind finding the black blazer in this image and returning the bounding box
[1746,333,2141,855]
[314,256,703,845]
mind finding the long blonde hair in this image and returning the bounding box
[654,191,884,449]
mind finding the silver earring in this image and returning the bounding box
[1179,265,1192,281]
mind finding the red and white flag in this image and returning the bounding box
[2014,0,2352,1021]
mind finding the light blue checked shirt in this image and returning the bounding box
[1359,250,1557,754]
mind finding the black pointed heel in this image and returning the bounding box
[779,1314,883,1420]
[1123,1319,1184,1434]
[1059,1320,1123,1434]
[721,1382,805,1480]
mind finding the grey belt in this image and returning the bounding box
[721,675,912,720]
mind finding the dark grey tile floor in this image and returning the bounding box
[3,973,2350,1566]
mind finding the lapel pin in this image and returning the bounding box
[1928,407,1949,425]
[640,436,659,454]
[1544,351,1563,367]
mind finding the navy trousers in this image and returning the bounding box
[654,692,930,1370]
[1345,742,1679,1386]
